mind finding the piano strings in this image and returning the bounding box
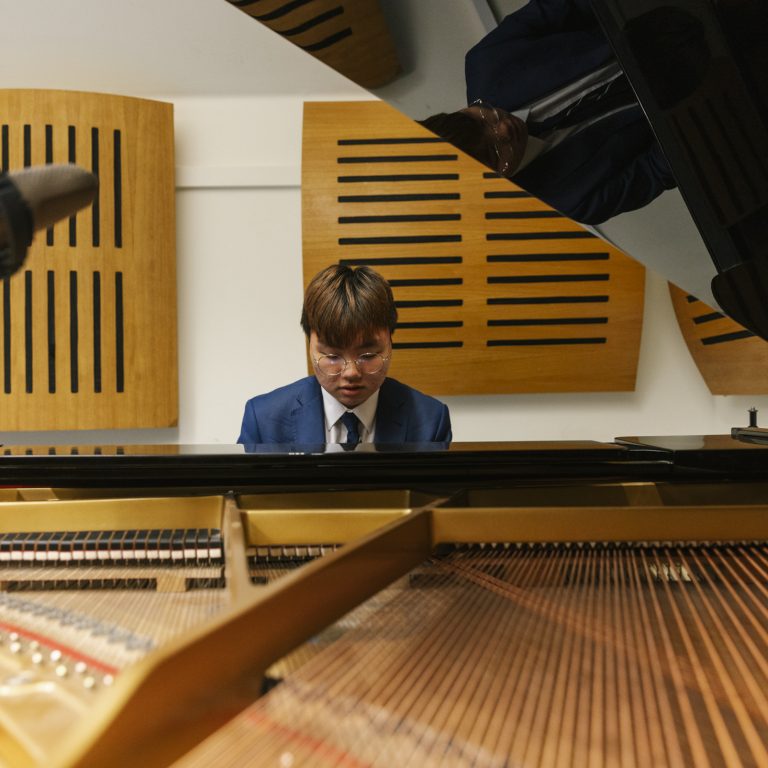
[174,542,768,768]
[0,526,230,683]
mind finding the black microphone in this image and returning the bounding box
[0,164,98,278]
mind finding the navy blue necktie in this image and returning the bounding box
[340,411,361,449]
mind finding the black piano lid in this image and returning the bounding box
[616,433,768,473]
[591,0,768,339]
[1,437,767,487]
[0,440,669,489]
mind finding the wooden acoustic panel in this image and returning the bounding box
[669,284,768,394]
[0,90,177,430]
[302,101,645,396]
[228,0,399,88]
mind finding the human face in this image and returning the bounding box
[310,329,392,408]
[461,103,528,177]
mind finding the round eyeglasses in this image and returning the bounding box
[470,99,515,177]
[313,352,389,376]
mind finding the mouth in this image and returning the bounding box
[338,385,366,399]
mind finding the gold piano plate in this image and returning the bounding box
[238,489,438,547]
[0,495,224,533]
[432,482,768,543]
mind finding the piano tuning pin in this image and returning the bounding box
[31,651,43,665]
[54,664,68,678]
[83,676,96,690]
[102,674,114,686]
[50,649,62,663]
[74,661,87,675]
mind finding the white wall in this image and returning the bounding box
[0,1,765,446]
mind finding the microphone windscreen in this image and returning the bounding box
[11,164,98,232]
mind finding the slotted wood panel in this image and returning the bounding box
[302,101,645,395]
[228,0,399,88]
[0,90,177,429]
[669,283,768,394]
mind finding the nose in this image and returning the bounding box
[340,360,363,381]
[497,111,518,139]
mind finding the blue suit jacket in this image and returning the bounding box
[465,0,676,224]
[237,377,452,446]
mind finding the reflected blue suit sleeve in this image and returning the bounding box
[237,400,262,445]
[466,0,610,108]
[436,404,452,443]
[568,142,677,224]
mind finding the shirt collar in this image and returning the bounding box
[320,385,380,435]
[516,133,546,171]
[509,106,544,171]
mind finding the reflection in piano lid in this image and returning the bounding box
[294,0,768,340]
[591,0,768,339]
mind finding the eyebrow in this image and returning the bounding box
[316,339,382,354]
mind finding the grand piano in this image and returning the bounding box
[0,435,766,767]
[1,0,768,766]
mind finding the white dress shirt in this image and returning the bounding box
[320,387,379,444]
[513,61,634,171]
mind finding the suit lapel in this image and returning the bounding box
[291,378,326,444]
[373,379,407,443]
[288,378,408,444]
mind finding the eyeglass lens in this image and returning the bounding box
[317,354,385,375]
[474,100,509,175]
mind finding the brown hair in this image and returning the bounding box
[419,112,496,170]
[300,264,398,347]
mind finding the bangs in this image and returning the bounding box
[301,265,397,343]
